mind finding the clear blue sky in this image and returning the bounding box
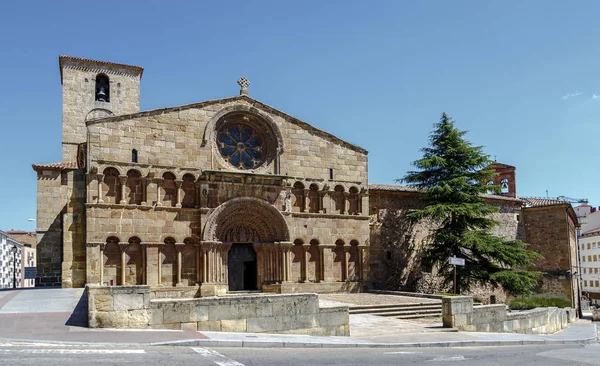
[2,1,599,231]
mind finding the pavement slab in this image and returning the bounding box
[0,288,596,348]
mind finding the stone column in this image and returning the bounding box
[198,241,229,296]
[220,243,232,284]
[281,242,293,282]
[263,244,271,283]
[343,246,351,281]
[318,191,325,213]
[358,245,368,282]
[274,244,282,283]
[359,189,368,216]
[119,175,128,204]
[343,192,349,215]
[195,244,201,284]
[157,245,163,285]
[175,180,183,208]
[194,182,201,208]
[156,179,163,207]
[119,243,128,285]
[141,244,146,284]
[97,174,104,204]
[252,243,263,287]
[320,245,335,282]
[99,244,105,285]
[301,189,308,212]
[302,244,311,282]
[175,243,184,286]
[141,178,148,206]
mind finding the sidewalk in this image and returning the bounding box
[0,288,596,348]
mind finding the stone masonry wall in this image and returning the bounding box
[522,205,578,306]
[368,189,523,301]
[62,170,87,288]
[87,285,349,336]
[61,58,141,161]
[35,170,66,287]
[442,296,575,334]
[86,98,367,185]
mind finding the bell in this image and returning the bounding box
[97,87,107,102]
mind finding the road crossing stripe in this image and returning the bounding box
[0,349,146,354]
[192,347,245,366]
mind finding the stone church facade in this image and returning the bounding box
[33,56,369,295]
[32,56,580,308]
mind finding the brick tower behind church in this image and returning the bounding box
[489,163,517,198]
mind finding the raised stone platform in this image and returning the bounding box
[86,285,349,336]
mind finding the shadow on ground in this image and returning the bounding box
[65,290,88,327]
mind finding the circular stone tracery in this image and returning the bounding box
[217,123,265,170]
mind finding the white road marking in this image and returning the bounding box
[192,347,245,366]
[384,351,423,354]
[0,349,146,354]
[430,355,468,362]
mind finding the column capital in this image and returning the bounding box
[175,180,183,188]
[118,175,128,184]
[118,242,129,251]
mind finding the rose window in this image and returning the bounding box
[217,124,265,169]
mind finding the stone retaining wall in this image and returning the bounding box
[86,285,349,336]
[442,296,576,334]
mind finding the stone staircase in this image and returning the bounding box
[349,302,442,319]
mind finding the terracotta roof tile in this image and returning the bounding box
[582,227,600,237]
[368,184,420,192]
[59,55,144,84]
[368,184,523,202]
[31,161,78,171]
[520,197,569,208]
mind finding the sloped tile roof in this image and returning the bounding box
[582,227,600,237]
[520,197,569,208]
[59,55,144,83]
[31,161,78,171]
[368,184,523,202]
[368,184,420,192]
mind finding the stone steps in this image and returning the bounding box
[349,303,442,319]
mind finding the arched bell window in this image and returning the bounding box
[500,178,509,194]
[95,74,110,102]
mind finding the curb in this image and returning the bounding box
[0,336,596,349]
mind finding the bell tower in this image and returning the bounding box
[59,56,143,161]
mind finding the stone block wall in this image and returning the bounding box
[87,285,349,336]
[86,98,368,185]
[442,296,574,334]
[35,170,66,287]
[522,205,579,308]
[61,56,141,161]
[368,188,522,298]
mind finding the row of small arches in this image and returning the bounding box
[101,167,197,207]
[102,236,361,246]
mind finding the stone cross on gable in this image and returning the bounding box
[238,77,250,96]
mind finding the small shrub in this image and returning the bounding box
[508,295,571,310]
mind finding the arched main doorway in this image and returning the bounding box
[202,197,290,292]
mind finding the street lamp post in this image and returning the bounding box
[11,245,18,289]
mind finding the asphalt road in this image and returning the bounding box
[0,344,598,365]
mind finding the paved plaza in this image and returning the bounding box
[0,288,596,348]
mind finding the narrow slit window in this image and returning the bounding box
[329,168,333,180]
[132,149,138,163]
